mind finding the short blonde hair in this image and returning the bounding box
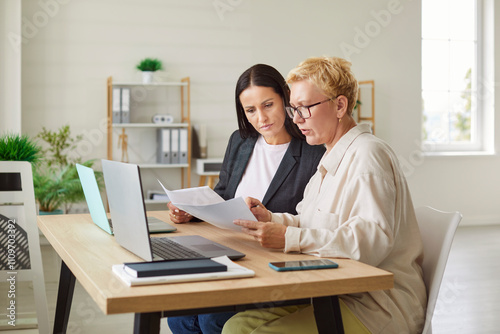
[287,56,359,115]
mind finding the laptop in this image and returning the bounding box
[101,159,245,262]
[76,163,177,234]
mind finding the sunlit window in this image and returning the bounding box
[421,0,486,152]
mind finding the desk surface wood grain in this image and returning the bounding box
[37,212,393,315]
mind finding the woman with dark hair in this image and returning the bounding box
[234,64,302,140]
[168,64,324,221]
[167,64,325,334]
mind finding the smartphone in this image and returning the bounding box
[269,259,339,272]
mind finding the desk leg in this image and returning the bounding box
[134,312,161,334]
[312,296,344,334]
[53,261,76,334]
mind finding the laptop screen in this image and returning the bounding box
[101,160,154,261]
[76,164,113,234]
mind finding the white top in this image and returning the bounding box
[272,124,427,334]
[234,135,290,202]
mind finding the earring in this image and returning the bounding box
[339,118,342,123]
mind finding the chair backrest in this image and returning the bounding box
[0,161,50,333]
[415,206,462,334]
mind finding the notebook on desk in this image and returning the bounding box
[101,159,246,262]
[112,256,254,286]
[76,163,176,234]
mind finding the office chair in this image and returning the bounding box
[0,161,50,333]
[415,206,462,334]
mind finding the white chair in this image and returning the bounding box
[415,206,462,334]
[0,161,50,333]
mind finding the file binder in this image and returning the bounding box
[157,129,171,164]
[121,88,130,123]
[112,88,121,123]
[170,128,180,164]
[179,128,188,164]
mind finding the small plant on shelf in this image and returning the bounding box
[136,58,163,72]
[136,58,163,84]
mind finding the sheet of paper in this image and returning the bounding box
[176,197,256,231]
[158,180,256,231]
[158,181,224,205]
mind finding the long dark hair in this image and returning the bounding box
[235,64,304,139]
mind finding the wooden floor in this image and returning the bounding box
[1,225,499,333]
[432,225,500,334]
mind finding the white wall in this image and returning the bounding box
[17,0,500,225]
[0,0,21,133]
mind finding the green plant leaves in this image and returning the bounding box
[36,125,83,167]
[136,58,163,72]
[34,125,101,212]
[0,133,41,163]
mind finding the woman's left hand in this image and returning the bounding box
[234,219,286,249]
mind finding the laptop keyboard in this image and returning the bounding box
[150,237,206,260]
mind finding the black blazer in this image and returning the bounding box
[214,130,326,215]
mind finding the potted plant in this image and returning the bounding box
[33,125,102,214]
[136,57,163,84]
[0,133,41,191]
[33,165,80,214]
[0,133,41,163]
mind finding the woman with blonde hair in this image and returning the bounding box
[226,57,427,334]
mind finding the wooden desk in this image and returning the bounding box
[37,212,393,334]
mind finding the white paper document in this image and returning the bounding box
[158,180,257,231]
[112,256,255,286]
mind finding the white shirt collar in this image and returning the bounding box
[320,123,373,176]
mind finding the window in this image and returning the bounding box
[421,0,493,153]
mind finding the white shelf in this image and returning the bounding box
[144,199,169,204]
[112,123,188,128]
[113,81,188,87]
[198,172,220,176]
[139,163,189,169]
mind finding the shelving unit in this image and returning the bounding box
[106,76,191,205]
[356,80,375,134]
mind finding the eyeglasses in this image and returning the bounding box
[285,99,332,119]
